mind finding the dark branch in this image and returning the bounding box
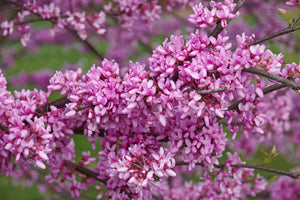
[177,161,300,179]
[36,96,70,114]
[64,161,107,184]
[184,87,228,95]
[249,13,300,46]
[216,163,300,179]
[6,0,104,60]
[210,0,245,37]
[227,83,286,111]
[243,68,300,90]
[0,124,9,134]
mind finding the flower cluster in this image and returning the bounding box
[0,0,200,47]
[104,0,161,28]
[269,168,300,200]
[156,153,266,200]
[0,1,106,46]
[286,0,300,7]
[0,73,52,171]
[188,0,239,29]
[1,0,300,199]
[0,21,14,36]
[41,23,300,197]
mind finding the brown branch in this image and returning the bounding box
[249,26,300,46]
[243,68,300,90]
[0,124,9,134]
[64,160,134,198]
[14,17,54,25]
[217,163,300,179]
[63,26,104,60]
[227,83,286,111]
[227,66,300,112]
[36,96,70,114]
[177,161,300,179]
[64,161,107,184]
[184,87,228,95]
[210,0,245,38]
[249,13,300,46]
[5,0,104,60]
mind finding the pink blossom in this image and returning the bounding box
[286,0,300,7]
[188,0,239,29]
[1,21,14,36]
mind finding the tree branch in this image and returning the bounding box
[227,83,286,111]
[184,87,228,94]
[64,26,104,60]
[249,13,300,46]
[243,68,300,90]
[216,163,300,179]
[0,124,9,134]
[14,17,59,25]
[64,161,107,184]
[5,0,104,60]
[210,0,245,38]
[177,161,300,179]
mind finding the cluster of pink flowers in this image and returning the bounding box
[269,168,300,200]
[0,21,14,36]
[0,0,200,48]
[188,0,239,29]
[166,153,266,200]
[40,24,299,197]
[286,0,300,7]
[0,0,300,199]
[0,1,106,46]
[0,76,51,172]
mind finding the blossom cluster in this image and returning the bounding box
[286,0,300,7]
[164,153,266,200]
[0,1,106,45]
[42,25,300,197]
[0,75,52,172]
[268,168,300,200]
[0,0,199,47]
[188,0,239,29]
[0,0,297,69]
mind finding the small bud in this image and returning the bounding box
[277,8,287,15]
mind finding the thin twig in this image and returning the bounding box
[64,161,107,184]
[65,161,134,198]
[184,87,228,95]
[216,163,300,179]
[177,161,300,179]
[0,124,9,134]
[14,17,56,25]
[36,96,70,114]
[243,68,300,90]
[64,26,104,60]
[5,0,104,60]
[249,26,300,46]
[248,13,300,46]
[210,0,245,37]
[227,83,286,111]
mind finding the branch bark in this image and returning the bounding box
[64,160,107,184]
[249,13,300,46]
[5,0,104,60]
[184,87,228,94]
[177,161,300,179]
[227,83,286,111]
[243,68,300,90]
[217,163,300,179]
[210,0,245,38]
